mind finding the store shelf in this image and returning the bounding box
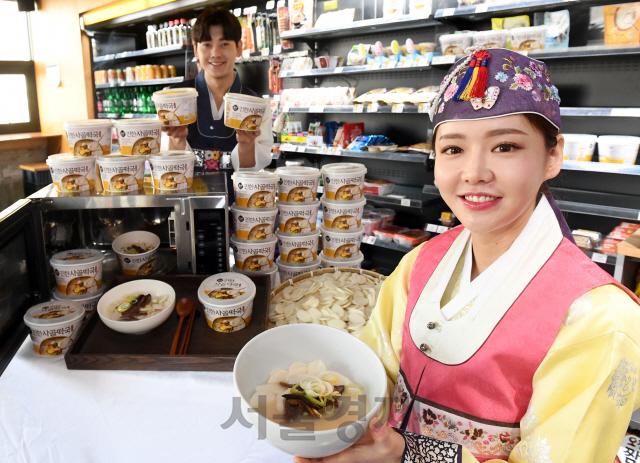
[279,144,429,163]
[97,113,159,120]
[279,62,432,78]
[562,161,640,175]
[93,44,187,63]
[434,0,620,20]
[583,250,618,266]
[95,77,184,89]
[555,200,640,221]
[280,15,438,41]
[560,107,640,117]
[362,239,414,253]
[365,185,440,209]
[283,104,425,114]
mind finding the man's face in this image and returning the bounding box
[194,25,241,80]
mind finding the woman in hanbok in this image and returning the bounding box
[295,48,640,463]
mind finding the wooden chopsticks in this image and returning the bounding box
[178,305,196,355]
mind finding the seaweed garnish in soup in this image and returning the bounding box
[122,243,154,255]
[207,287,245,300]
[107,293,170,321]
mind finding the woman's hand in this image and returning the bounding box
[236,129,260,168]
[292,417,405,463]
[162,126,188,150]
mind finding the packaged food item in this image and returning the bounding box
[380,87,417,105]
[374,208,396,227]
[107,69,117,84]
[492,15,530,30]
[63,120,112,156]
[231,171,279,208]
[321,197,366,230]
[46,154,96,192]
[292,57,314,71]
[602,237,622,255]
[289,0,314,30]
[321,163,367,201]
[97,155,146,192]
[408,86,439,105]
[167,65,177,78]
[347,45,369,66]
[362,212,382,236]
[439,32,473,55]
[620,222,640,230]
[233,264,280,291]
[94,70,107,85]
[112,231,161,275]
[410,0,431,16]
[230,235,277,271]
[148,151,196,190]
[472,30,508,49]
[604,3,640,45]
[354,88,390,104]
[321,252,364,269]
[509,26,548,51]
[230,204,278,240]
[23,301,85,356]
[277,200,319,233]
[223,93,267,131]
[393,229,430,247]
[53,286,105,320]
[276,257,321,281]
[160,65,168,79]
[363,179,395,196]
[114,119,162,155]
[374,225,408,243]
[50,249,104,295]
[383,0,406,18]
[609,226,635,241]
[321,226,364,259]
[275,229,320,264]
[275,166,320,202]
[544,9,570,49]
[571,229,602,251]
[563,134,597,162]
[597,136,640,164]
[151,88,198,126]
[198,272,256,332]
[440,211,456,227]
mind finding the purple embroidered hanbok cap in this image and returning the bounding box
[430,48,561,131]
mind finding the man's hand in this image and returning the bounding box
[236,129,260,168]
[162,126,188,150]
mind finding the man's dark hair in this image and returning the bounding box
[192,7,242,45]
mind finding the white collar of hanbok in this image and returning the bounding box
[409,195,563,365]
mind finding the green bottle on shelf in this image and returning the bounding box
[131,88,138,114]
[113,88,122,115]
[122,89,131,114]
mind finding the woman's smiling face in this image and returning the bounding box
[433,115,563,237]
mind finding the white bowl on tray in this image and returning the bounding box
[233,324,387,458]
[97,279,175,334]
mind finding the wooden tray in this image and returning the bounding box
[64,274,270,371]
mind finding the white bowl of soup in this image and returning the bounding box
[233,324,387,458]
[97,279,175,334]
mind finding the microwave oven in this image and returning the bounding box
[0,172,229,374]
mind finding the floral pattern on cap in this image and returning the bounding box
[431,48,562,130]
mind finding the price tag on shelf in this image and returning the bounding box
[442,8,456,17]
[261,48,270,57]
[637,210,640,220]
[432,55,456,65]
[283,105,290,113]
[354,104,364,113]
[311,105,325,113]
[273,44,282,54]
[266,1,275,9]
[436,226,450,234]
[280,70,289,77]
[297,146,307,152]
[417,57,430,67]
[611,108,640,117]
[475,5,489,13]
[371,62,382,70]
[335,147,342,155]
[402,59,414,68]
[393,103,404,114]
[123,113,133,118]
[369,103,379,113]
[244,6,258,15]
[400,198,411,207]
[419,103,429,114]
[242,49,251,59]
[277,0,286,7]
[233,8,242,16]
[426,224,438,233]
[591,252,608,264]
[318,145,327,154]
[334,67,344,73]
[386,61,398,69]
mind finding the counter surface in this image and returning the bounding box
[0,338,290,462]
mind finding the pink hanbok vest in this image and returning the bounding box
[388,226,636,461]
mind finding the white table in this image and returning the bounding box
[0,339,291,463]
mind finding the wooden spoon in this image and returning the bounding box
[170,298,194,355]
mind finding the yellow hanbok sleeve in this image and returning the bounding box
[459,284,640,463]
[359,244,423,398]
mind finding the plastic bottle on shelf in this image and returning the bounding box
[157,23,166,47]
[168,21,175,45]
[172,19,181,45]
[164,22,171,45]
[180,19,189,44]
[256,18,263,51]
[96,90,104,114]
[146,26,157,48]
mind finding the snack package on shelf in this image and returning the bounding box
[439,32,474,55]
[394,229,430,247]
[280,87,355,108]
[278,6,294,49]
[341,123,364,148]
[291,57,313,71]
[314,9,355,28]
[354,88,390,104]
[374,226,408,243]
[407,86,439,105]
[544,10,570,49]
[602,237,622,255]
[379,87,417,105]
[473,30,509,49]
[509,26,548,51]
[347,45,369,66]
[289,0,314,30]
[363,179,395,196]
[492,15,530,30]
[346,135,391,151]
[572,229,603,252]
[604,3,640,45]
[439,212,456,227]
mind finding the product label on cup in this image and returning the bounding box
[232,243,275,271]
[99,163,144,191]
[149,161,194,190]
[27,303,83,356]
[233,212,277,240]
[49,164,95,192]
[156,99,197,126]
[323,203,364,230]
[322,175,364,201]
[117,127,161,155]
[322,232,362,258]
[66,129,110,156]
[117,252,157,276]
[278,177,319,202]
[53,264,102,296]
[203,300,253,332]
[224,99,266,131]
[278,236,319,264]
[278,207,318,233]
[234,180,277,208]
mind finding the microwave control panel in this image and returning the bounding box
[193,209,228,274]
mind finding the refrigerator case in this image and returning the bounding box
[0,172,229,375]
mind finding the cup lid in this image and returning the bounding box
[24,301,85,327]
[152,87,198,98]
[321,163,367,174]
[114,119,163,127]
[63,119,113,129]
[197,272,256,308]
[149,150,196,161]
[50,249,104,266]
[97,154,147,164]
[224,92,268,105]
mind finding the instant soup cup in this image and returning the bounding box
[223,93,268,131]
[509,26,548,51]
[148,151,196,190]
[233,324,387,458]
[439,32,473,55]
[97,279,175,334]
[321,252,364,269]
[198,272,256,332]
[276,257,321,282]
[112,231,161,276]
[275,230,320,264]
[97,154,146,192]
[321,163,367,201]
[63,119,112,156]
[114,119,163,155]
[46,154,96,192]
[563,134,597,162]
[230,235,277,271]
[230,204,278,241]
[597,136,640,164]
[276,200,319,233]
[23,301,85,356]
[274,166,320,202]
[321,226,364,259]
[321,197,365,230]
[151,88,198,126]
[50,249,104,296]
[53,286,105,321]
[231,171,279,208]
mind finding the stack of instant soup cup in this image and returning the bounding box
[274,166,323,282]
[229,171,280,290]
[319,163,367,269]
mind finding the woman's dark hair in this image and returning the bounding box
[192,7,242,45]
